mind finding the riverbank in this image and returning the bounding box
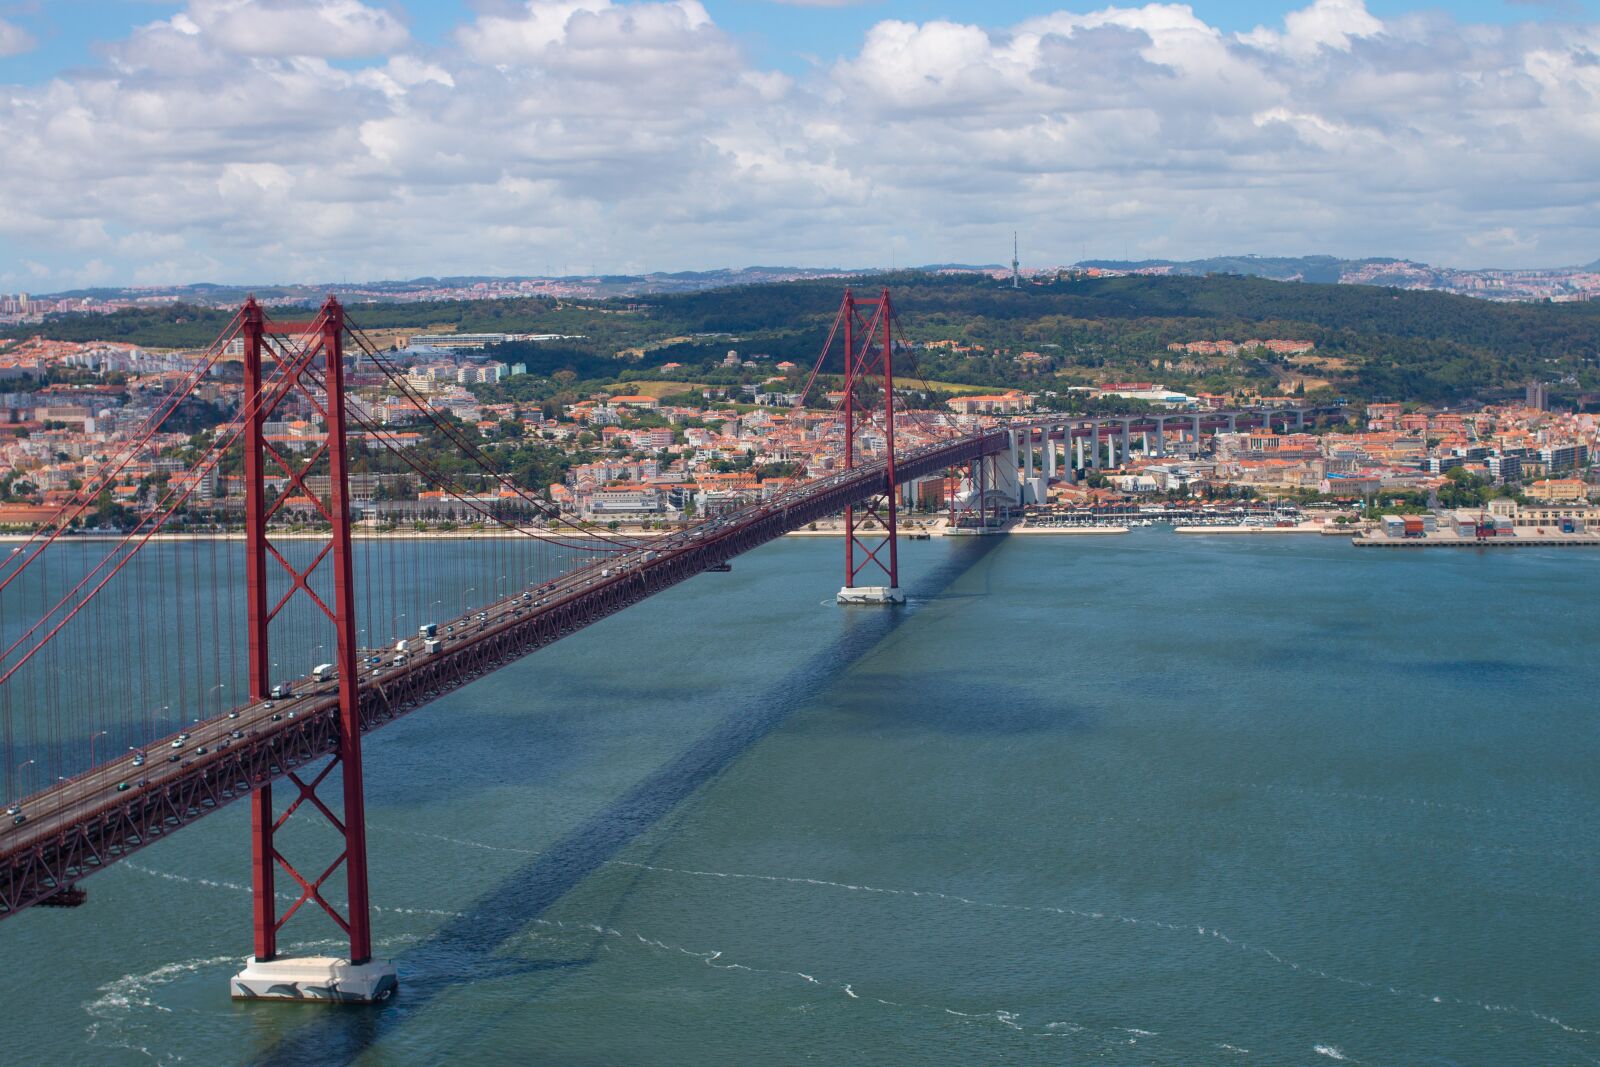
[1353,530,1600,547]
[9,521,1595,548]
[0,528,676,543]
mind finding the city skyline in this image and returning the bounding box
[4,0,1600,287]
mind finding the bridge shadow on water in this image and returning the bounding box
[251,535,1006,1066]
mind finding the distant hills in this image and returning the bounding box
[1078,255,1357,284]
[13,270,1600,407]
[27,254,1600,308]
[1073,255,1600,302]
[38,267,864,307]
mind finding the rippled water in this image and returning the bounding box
[2,531,1597,1064]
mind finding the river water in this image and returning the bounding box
[2,531,1596,1065]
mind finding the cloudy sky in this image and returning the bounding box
[2,0,1599,288]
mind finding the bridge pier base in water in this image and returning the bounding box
[231,956,398,1004]
[836,585,905,605]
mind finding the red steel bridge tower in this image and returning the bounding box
[832,288,904,605]
[230,296,396,1002]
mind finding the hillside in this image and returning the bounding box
[622,272,1600,403]
[9,272,1600,405]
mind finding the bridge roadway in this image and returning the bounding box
[0,428,1008,918]
[1019,405,1341,444]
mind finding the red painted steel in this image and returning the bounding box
[0,277,1344,928]
[240,297,374,965]
[319,301,375,965]
[842,290,856,588]
[0,427,1009,920]
[242,299,277,961]
[840,287,900,591]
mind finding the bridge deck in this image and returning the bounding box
[0,429,1007,918]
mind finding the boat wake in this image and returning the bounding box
[608,858,1596,1042]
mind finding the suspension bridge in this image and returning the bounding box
[0,287,1329,1001]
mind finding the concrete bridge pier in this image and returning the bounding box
[1090,422,1101,468]
[1016,429,1047,505]
[232,958,398,1004]
[1154,418,1166,457]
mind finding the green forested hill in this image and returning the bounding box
[627,272,1600,402]
[10,272,1599,404]
[2,304,237,348]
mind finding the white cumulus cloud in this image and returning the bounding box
[2,0,1600,284]
[164,0,408,60]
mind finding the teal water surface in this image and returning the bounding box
[1,531,1596,1065]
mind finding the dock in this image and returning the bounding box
[1352,532,1600,548]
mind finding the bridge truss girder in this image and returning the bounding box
[0,429,1005,920]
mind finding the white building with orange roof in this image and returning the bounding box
[947,391,1031,415]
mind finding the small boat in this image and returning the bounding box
[706,562,732,572]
